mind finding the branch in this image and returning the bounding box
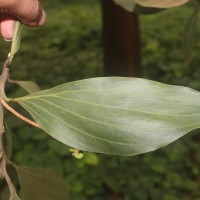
[1,157,20,200]
[0,65,7,180]
[0,28,22,199]
[1,99,41,129]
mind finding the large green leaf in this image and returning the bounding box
[14,77,200,156]
[14,165,69,200]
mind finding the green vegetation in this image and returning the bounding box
[141,4,200,89]
[0,0,199,199]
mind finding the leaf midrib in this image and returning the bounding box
[16,89,200,103]
[18,94,200,117]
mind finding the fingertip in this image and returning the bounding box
[0,18,14,41]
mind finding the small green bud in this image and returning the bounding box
[69,148,84,159]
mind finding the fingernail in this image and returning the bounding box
[3,38,12,42]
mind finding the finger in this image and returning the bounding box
[0,0,47,27]
[0,16,14,40]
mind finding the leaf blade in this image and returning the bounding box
[14,165,69,200]
[14,77,200,156]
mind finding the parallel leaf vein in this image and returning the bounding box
[20,101,134,146]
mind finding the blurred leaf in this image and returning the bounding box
[72,181,84,193]
[113,0,164,13]
[14,165,69,200]
[14,77,200,156]
[163,194,179,200]
[9,80,40,94]
[4,123,12,159]
[183,1,200,64]
[84,153,99,166]
[135,0,190,8]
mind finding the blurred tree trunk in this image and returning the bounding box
[101,0,141,77]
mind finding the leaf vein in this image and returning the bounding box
[20,101,133,146]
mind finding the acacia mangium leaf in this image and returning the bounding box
[14,77,200,156]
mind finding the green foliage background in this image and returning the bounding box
[0,0,200,199]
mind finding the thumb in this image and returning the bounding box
[0,16,14,41]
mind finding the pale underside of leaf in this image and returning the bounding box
[14,165,69,200]
[15,77,200,156]
[135,0,190,8]
[10,21,22,57]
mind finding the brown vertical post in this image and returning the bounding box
[101,0,141,77]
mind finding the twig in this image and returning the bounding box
[1,99,41,129]
[0,25,22,199]
[0,124,4,179]
[1,157,20,200]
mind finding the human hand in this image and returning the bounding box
[0,0,46,41]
